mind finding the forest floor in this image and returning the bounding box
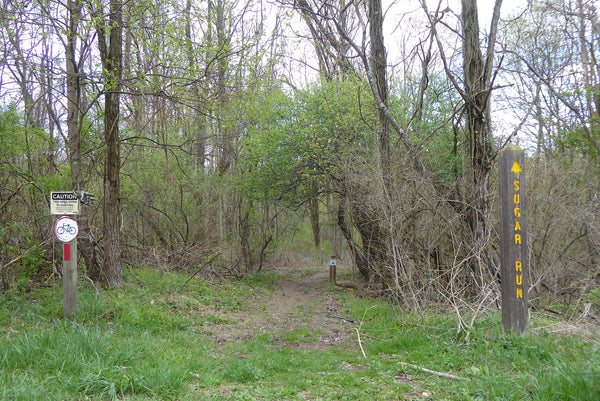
[190,254,600,400]
[200,254,600,352]
[207,263,357,350]
[2,252,599,400]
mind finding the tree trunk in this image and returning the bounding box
[578,0,600,137]
[184,0,206,169]
[215,0,231,176]
[366,0,393,282]
[326,194,340,259]
[461,0,501,285]
[239,198,254,271]
[534,81,546,158]
[309,181,320,249]
[66,0,101,280]
[94,0,124,287]
[337,190,370,280]
[369,0,391,181]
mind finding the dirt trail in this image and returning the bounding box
[212,268,357,349]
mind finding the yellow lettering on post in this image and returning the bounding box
[516,261,522,271]
[514,180,520,191]
[515,220,522,231]
[514,207,521,217]
[516,274,523,286]
[516,288,523,298]
[514,193,520,204]
[515,234,522,244]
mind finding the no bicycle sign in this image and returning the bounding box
[54,216,79,243]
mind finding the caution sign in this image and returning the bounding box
[50,191,80,215]
[499,146,529,334]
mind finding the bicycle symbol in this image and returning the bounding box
[56,223,77,236]
[54,216,79,242]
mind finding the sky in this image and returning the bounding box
[1,0,534,146]
[382,0,533,141]
[415,0,529,24]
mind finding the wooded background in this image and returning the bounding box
[1,0,598,316]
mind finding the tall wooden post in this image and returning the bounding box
[499,146,529,333]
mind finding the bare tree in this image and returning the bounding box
[421,0,504,286]
[460,0,502,279]
[184,0,206,169]
[369,0,390,178]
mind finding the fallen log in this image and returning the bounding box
[335,280,360,290]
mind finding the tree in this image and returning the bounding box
[66,0,102,279]
[460,0,502,280]
[369,0,390,179]
[184,0,206,169]
[512,0,600,155]
[421,0,504,288]
[91,0,124,287]
[289,0,356,254]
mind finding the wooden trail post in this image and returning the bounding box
[499,146,529,333]
[51,191,94,319]
[53,215,79,319]
[329,256,337,283]
[51,193,80,320]
[63,239,77,319]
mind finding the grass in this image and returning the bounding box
[0,266,598,400]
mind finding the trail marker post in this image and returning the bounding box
[329,256,337,283]
[53,215,79,319]
[51,192,81,320]
[499,146,529,333]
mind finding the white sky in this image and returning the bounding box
[380,0,533,147]
[413,0,529,24]
[1,0,534,146]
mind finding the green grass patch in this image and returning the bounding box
[338,295,599,400]
[0,266,597,400]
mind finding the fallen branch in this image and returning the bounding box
[179,252,221,290]
[85,277,100,297]
[335,280,360,290]
[331,316,356,324]
[354,305,378,359]
[354,328,367,359]
[398,362,469,381]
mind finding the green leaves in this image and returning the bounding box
[237,78,378,208]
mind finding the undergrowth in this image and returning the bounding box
[0,266,597,400]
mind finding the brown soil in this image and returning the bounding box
[208,264,358,350]
[201,259,600,350]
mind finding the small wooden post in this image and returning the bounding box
[329,256,337,283]
[63,239,77,319]
[499,146,529,333]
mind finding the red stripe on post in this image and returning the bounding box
[64,243,71,261]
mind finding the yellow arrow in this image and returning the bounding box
[511,161,522,174]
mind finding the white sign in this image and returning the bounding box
[54,216,79,243]
[50,191,80,215]
[330,257,337,267]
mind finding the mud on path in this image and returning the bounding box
[209,265,357,350]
